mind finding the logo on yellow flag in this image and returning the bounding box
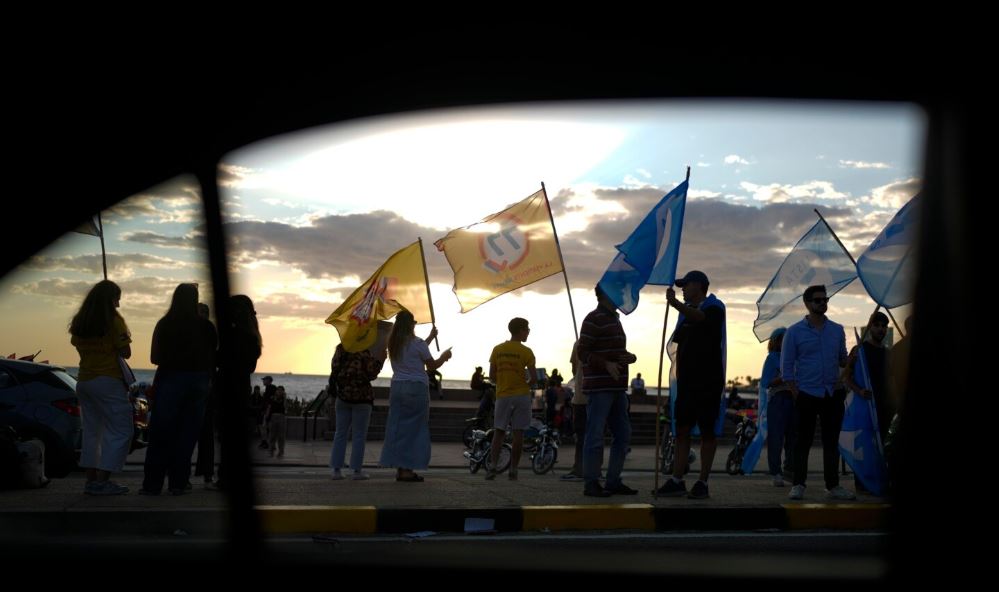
[435,190,564,313]
[325,241,431,352]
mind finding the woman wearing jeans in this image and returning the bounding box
[328,328,387,480]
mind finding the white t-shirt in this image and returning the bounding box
[390,337,432,384]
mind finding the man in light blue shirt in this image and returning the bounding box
[781,285,855,501]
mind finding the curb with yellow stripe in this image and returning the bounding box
[256,503,891,534]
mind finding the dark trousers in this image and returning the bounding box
[767,391,797,476]
[194,396,216,480]
[571,403,587,475]
[792,390,845,489]
[142,370,210,492]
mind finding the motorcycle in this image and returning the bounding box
[463,427,512,474]
[659,413,696,475]
[725,411,758,475]
[529,423,560,474]
[462,383,496,448]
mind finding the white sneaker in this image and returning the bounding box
[330,470,345,480]
[789,484,805,500]
[351,472,370,481]
[772,475,785,487]
[825,486,857,501]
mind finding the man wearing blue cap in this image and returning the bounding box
[656,270,726,499]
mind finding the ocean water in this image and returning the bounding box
[64,368,671,403]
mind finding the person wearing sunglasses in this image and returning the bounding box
[781,285,855,501]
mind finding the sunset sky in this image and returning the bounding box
[1,99,921,385]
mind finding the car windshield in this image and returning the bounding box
[49,369,76,391]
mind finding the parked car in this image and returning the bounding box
[0,359,148,477]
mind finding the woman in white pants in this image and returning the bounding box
[69,280,134,496]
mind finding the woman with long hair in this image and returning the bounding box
[69,279,134,495]
[211,294,262,490]
[379,310,451,482]
[139,283,217,495]
[328,320,389,480]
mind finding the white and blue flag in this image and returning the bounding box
[753,218,857,341]
[857,196,919,309]
[838,328,889,496]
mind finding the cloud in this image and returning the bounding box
[102,178,202,226]
[223,211,452,281]
[121,230,207,250]
[220,185,886,304]
[839,160,890,169]
[740,180,849,203]
[865,178,921,209]
[12,276,212,321]
[24,253,207,276]
[217,164,257,188]
[724,155,750,166]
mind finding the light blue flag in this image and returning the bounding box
[741,351,780,474]
[667,293,726,437]
[838,329,888,496]
[753,219,857,342]
[599,181,688,314]
[857,196,919,309]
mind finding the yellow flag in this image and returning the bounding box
[434,189,563,313]
[325,241,432,352]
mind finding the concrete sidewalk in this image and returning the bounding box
[0,439,890,537]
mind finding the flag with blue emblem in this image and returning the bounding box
[598,180,687,314]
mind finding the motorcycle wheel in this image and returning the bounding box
[532,444,557,474]
[462,425,476,449]
[726,448,743,475]
[660,438,675,475]
[485,443,512,473]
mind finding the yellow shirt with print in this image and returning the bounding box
[71,315,132,383]
[489,341,535,399]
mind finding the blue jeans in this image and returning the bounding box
[329,399,373,472]
[142,370,210,492]
[766,391,797,476]
[582,391,631,489]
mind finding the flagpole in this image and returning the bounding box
[97,212,108,280]
[654,166,690,497]
[417,237,440,351]
[654,292,672,498]
[814,209,904,336]
[541,182,579,343]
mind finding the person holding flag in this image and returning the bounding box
[379,311,452,482]
[655,270,726,500]
[842,312,892,496]
[845,312,893,442]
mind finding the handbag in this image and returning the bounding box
[117,356,137,386]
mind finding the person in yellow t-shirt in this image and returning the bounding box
[69,280,134,496]
[486,317,537,480]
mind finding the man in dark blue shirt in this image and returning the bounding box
[655,270,725,500]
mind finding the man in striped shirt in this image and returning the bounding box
[577,285,638,497]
